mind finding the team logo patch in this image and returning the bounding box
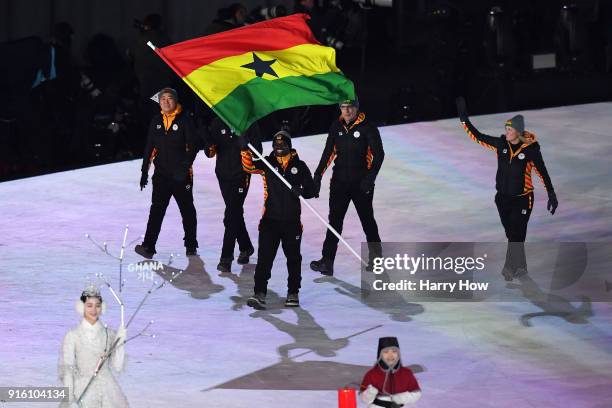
[221,129,226,135]
[238,188,244,193]
[502,149,507,154]
[339,131,343,135]
[186,184,191,190]
[518,153,525,160]
[354,131,361,138]
[291,167,298,174]
[172,123,178,131]
[521,209,527,215]
[156,124,161,129]
[296,235,301,240]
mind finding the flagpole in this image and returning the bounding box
[147,40,367,268]
[247,143,367,267]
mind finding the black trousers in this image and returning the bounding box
[322,178,381,261]
[254,218,302,295]
[218,174,253,260]
[495,192,533,270]
[143,173,198,249]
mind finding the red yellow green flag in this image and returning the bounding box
[153,13,355,135]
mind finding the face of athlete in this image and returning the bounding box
[234,7,247,24]
[505,126,521,144]
[301,0,315,10]
[381,348,399,367]
[340,104,358,123]
[273,139,290,157]
[84,297,102,324]
[159,93,177,113]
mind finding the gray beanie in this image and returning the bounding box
[158,87,178,100]
[505,114,525,134]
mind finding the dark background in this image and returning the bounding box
[1,0,611,181]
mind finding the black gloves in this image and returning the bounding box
[290,185,302,198]
[455,96,469,123]
[360,178,375,195]
[140,172,148,190]
[313,174,322,198]
[547,191,558,215]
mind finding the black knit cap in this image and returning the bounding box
[377,336,400,358]
[339,96,359,109]
[273,130,292,148]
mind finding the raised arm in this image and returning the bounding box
[456,96,500,152]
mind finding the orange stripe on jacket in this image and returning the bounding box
[534,167,549,192]
[523,161,534,194]
[463,123,497,152]
[241,150,264,174]
[366,146,373,170]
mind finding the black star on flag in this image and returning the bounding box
[241,52,279,78]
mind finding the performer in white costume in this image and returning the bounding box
[58,285,129,408]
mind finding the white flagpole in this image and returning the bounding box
[247,143,367,267]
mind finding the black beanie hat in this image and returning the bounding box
[339,96,359,109]
[377,336,400,358]
[505,114,525,134]
[273,130,292,148]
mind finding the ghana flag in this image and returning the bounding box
[152,13,355,135]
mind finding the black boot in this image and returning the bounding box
[186,247,198,257]
[310,257,334,276]
[237,247,254,265]
[514,267,528,278]
[247,292,267,310]
[217,258,232,273]
[135,244,156,259]
[501,266,514,281]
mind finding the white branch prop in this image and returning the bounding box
[125,320,155,344]
[247,143,367,267]
[85,234,119,260]
[126,270,184,329]
[119,225,129,261]
[98,274,125,327]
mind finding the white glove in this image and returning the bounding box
[116,325,127,344]
[391,390,422,405]
[361,384,379,404]
[111,325,127,372]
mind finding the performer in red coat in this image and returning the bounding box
[360,337,422,407]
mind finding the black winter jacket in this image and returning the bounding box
[142,108,198,180]
[202,118,262,181]
[242,149,315,221]
[315,112,385,183]
[463,118,554,197]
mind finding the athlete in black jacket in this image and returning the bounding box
[241,130,315,309]
[135,88,199,258]
[310,98,385,275]
[202,117,263,272]
[456,97,558,280]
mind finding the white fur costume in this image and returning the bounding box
[58,299,128,407]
